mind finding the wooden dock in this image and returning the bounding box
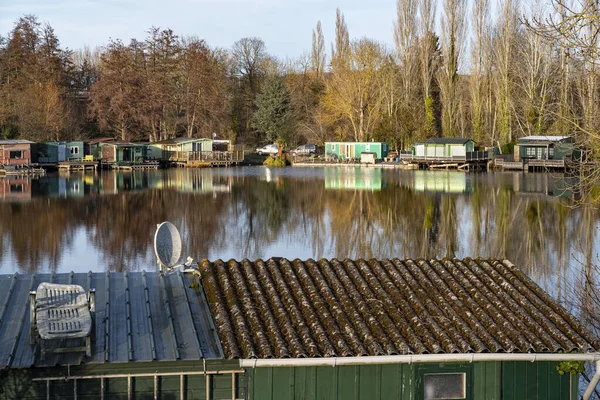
[0,165,46,176]
[397,151,490,171]
[494,158,568,172]
[58,161,99,171]
[168,150,245,168]
[111,161,160,170]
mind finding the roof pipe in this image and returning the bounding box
[239,353,600,368]
[583,360,600,400]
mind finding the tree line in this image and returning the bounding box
[0,1,598,151]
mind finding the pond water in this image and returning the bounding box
[0,166,597,305]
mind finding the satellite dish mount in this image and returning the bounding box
[154,221,194,273]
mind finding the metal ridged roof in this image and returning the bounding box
[519,136,572,143]
[0,140,35,145]
[421,138,473,145]
[0,271,222,369]
[200,258,600,359]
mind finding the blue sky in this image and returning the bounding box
[0,0,397,59]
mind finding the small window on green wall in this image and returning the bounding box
[424,373,465,399]
[416,363,472,400]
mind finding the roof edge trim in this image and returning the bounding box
[240,353,600,368]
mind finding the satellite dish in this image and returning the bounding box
[154,222,182,271]
[212,132,217,138]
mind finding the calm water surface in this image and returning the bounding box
[0,166,597,303]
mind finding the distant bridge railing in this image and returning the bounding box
[397,151,490,162]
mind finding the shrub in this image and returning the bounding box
[263,156,288,167]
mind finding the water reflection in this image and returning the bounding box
[412,171,471,193]
[0,167,596,302]
[325,168,384,191]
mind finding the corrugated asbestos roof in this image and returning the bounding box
[200,258,600,359]
[0,271,222,369]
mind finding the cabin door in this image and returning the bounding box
[536,148,543,159]
[58,144,66,162]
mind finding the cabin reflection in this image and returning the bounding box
[5,170,233,200]
[0,177,32,201]
[162,169,231,194]
[411,171,471,194]
[512,173,576,199]
[324,168,384,191]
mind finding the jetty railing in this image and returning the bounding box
[397,151,490,162]
[166,150,245,163]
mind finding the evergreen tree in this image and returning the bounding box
[252,76,293,146]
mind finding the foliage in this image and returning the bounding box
[320,37,388,142]
[424,96,437,137]
[556,360,585,375]
[252,76,293,144]
[263,155,288,167]
[500,141,515,155]
[0,15,75,141]
[1,4,600,163]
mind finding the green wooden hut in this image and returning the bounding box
[413,138,475,157]
[516,136,578,161]
[37,141,85,163]
[325,142,390,160]
[154,138,214,161]
[200,257,600,400]
[2,259,599,399]
[85,138,116,161]
[101,142,149,163]
[0,271,244,399]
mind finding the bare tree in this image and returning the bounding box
[321,39,388,142]
[418,0,440,137]
[311,21,326,79]
[469,0,491,143]
[494,0,520,145]
[394,0,421,148]
[395,0,418,98]
[231,37,268,143]
[232,37,267,93]
[515,0,557,138]
[439,0,468,137]
[331,8,350,70]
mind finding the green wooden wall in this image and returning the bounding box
[246,361,575,400]
[248,364,415,400]
[501,361,576,400]
[0,360,244,400]
[325,142,390,160]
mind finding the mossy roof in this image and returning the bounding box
[199,257,600,359]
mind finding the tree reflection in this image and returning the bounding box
[0,168,596,305]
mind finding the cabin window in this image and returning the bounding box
[9,151,23,159]
[526,147,536,157]
[417,364,471,400]
[424,373,466,399]
[10,184,23,193]
[70,146,79,155]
